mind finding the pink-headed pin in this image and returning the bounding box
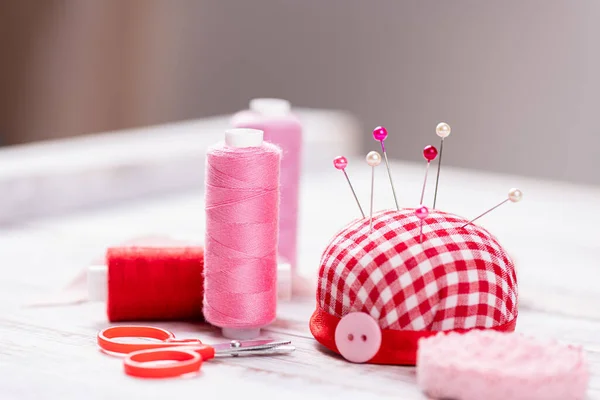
[373,126,399,210]
[333,156,365,218]
[419,145,438,206]
[415,205,429,243]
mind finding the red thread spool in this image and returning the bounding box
[106,246,204,322]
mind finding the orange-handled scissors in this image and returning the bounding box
[98,325,295,378]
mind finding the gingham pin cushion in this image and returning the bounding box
[309,208,518,365]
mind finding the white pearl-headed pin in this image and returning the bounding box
[433,122,451,209]
[366,151,382,232]
[461,188,523,228]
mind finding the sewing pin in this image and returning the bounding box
[333,156,365,218]
[420,145,438,205]
[366,151,382,232]
[415,205,429,243]
[433,122,451,209]
[461,188,523,228]
[373,126,399,210]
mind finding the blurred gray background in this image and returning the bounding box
[1,1,598,184]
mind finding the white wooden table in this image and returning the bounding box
[1,111,600,399]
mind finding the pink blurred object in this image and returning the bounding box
[231,98,303,286]
[417,330,589,400]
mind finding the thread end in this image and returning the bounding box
[221,327,261,340]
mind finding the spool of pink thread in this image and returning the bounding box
[231,99,302,285]
[204,128,281,340]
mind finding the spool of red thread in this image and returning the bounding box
[88,245,205,322]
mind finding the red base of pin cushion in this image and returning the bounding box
[309,306,517,365]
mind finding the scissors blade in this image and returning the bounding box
[213,340,294,356]
[211,339,277,352]
[224,344,296,357]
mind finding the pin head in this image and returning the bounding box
[366,151,381,167]
[333,156,348,170]
[508,188,523,203]
[436,122,451,138]
[415,206,429,220]
[423,145,438,162]
[372,126,388,142]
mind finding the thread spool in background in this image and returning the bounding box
[203,128,281,339]
[231,99,302,290]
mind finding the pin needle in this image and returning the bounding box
[461,188,523,228]
[433,122,451,209]
[420,145,438,206]
[373,126,399,210]
[366,151,382,232]
[333,156,365,218]
[415,205,429,243]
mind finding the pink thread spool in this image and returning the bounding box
[204,128,281,340]
[231,99,302,291]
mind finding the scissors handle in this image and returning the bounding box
[98,325,295,379]
[98,325,202,354]
[124,346,215,378]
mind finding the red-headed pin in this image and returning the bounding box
[415,205,429,243]
[461,188,523,228]
[366,151,382,232]
[373,126,399,210]
[334,156,365,218]
[420,145,438,205]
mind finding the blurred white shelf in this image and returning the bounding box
[0,108,362,224]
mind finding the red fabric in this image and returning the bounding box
[317,209,518,331]
[106,246,204,322]
[310,305,517,365]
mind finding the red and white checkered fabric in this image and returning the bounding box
[317,208,518,331]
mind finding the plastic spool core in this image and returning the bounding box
[87,265,108,302]
[225,128,264,148]
[221,328,262,340]
[219,128,265,340]
[249,98,291,118]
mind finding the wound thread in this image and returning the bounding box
[106,246,204,322]
[203,140,281,331]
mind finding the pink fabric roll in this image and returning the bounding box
[417,330,589,400]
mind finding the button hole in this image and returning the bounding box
[347,334,354,341]
[361,335,367,342]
